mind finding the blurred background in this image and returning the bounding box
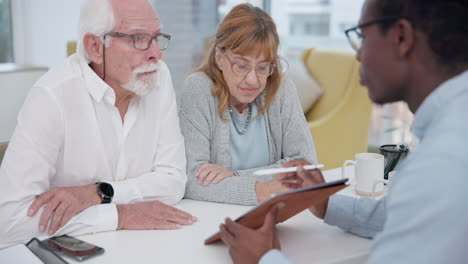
[0,0,413,155]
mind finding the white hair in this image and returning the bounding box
[76,0,115,62]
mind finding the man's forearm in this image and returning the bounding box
[116,204,127,230]
[324,194,386,238]
[0,202,118,248]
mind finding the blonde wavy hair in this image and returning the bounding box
[195,3,281,120]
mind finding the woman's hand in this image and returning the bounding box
[196,163,236,186]
[255,179,291,202]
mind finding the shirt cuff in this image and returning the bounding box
[110,180,140,205]
[259,249,294,264]
[92,204,119,231]
[324,194,356,231]
[56,204,118,237]
[78,204,118,231]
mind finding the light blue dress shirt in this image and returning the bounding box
[260,249,293,264]
[229,103,270,171]
[260,70,468,263]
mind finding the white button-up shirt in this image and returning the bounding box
[0,54,187,247]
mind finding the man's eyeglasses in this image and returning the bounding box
[104,32,171,50]
[220,49,276,78]
[345,16,403,51]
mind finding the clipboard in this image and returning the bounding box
[204,178,348,245]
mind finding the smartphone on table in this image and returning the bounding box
[40,235,104,262]
[26,238,69,264]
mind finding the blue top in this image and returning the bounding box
[260,70,468,264]
[229,103,270,171]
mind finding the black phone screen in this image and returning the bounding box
[42,235,104,261]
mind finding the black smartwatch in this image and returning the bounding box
[97,182,114,204]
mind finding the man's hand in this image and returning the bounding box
[276,159,311,189]
[117,200,197,230]
[276,160,328,219]
[196,163,235,186]
[28,184,101,235]
[219,203,283,264]
[277,160,325,188]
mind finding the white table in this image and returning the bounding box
[69,168,372,264]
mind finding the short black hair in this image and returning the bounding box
[375,0,468,73]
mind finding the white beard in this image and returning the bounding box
[122,61,160,96]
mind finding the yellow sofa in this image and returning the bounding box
[67,41,77,56]
[302,48,372,169]
[0,142,7,165]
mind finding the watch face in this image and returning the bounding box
[99,182,114,197]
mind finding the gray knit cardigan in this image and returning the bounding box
[179,72,317,205]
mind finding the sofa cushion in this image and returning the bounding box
[285,60,324,113]
[302,49,356,120]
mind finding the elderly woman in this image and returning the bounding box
[179,4,317,205]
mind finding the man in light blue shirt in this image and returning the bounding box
[218,0,468,263]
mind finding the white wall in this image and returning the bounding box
[13,0,83,67]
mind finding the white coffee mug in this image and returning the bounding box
[342,153,385,197]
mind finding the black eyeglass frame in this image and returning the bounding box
[344,16,405,51]
[104,32,171,51]
[100,32,171,81]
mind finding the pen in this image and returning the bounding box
[253,164,324,176]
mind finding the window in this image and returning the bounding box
[304,21,313,35]
[291,13,330,36]
[0,0,14,63]
[267,0,365,58]
[218,0,264,20]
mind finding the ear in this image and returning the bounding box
[214,47,223,70]
[393,19,415,59]
[83,33,104,64]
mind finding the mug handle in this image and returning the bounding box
[372,180,388,196]
[342,160,356,180]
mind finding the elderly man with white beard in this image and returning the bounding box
[0,0,196,248]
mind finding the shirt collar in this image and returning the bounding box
[74,54,116,104]
[411,70,468,141]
